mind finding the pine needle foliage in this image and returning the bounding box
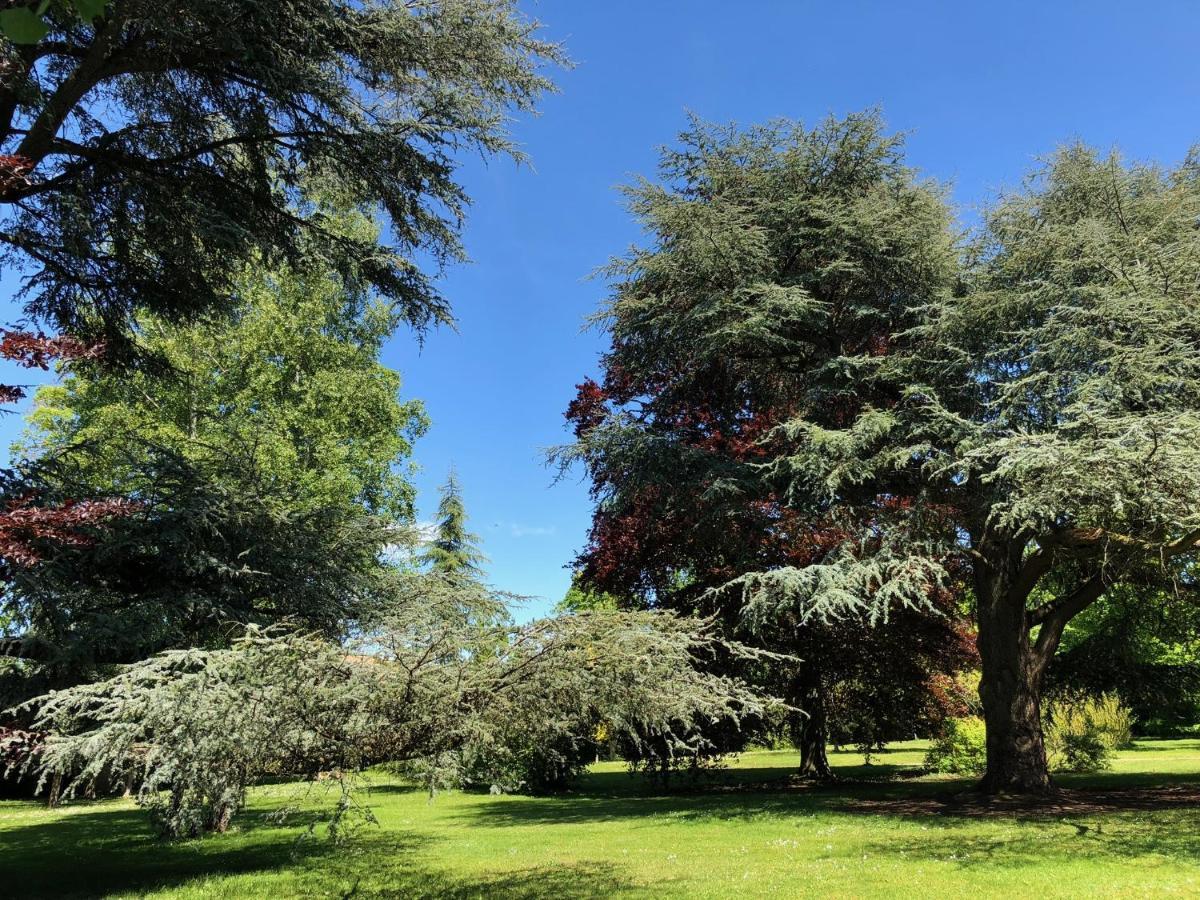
[11,575,780,839]
[418,469,486,579]
[0,0,565,354]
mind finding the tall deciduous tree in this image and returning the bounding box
[0,0,562,352]
[561,113,976,777]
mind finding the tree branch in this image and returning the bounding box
[15,15,122,168]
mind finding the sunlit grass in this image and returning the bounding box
[4,740,1200,898]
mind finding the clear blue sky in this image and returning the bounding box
[3,0,1199,617]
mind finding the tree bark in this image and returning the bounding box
[974,542,1053,794]
[46,772,63,808]
[789,672,834,780]
[209,801,235,833]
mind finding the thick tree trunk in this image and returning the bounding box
[789,672,834,780]
[46,772,63,808]
[796,720,833,780]
[974,547,1053,795]
[209,801,235,833]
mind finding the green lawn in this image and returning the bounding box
[5,741,1200,898]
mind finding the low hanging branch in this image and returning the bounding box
[9,574,786,839]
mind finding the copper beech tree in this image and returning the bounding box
[563,111,1200,794]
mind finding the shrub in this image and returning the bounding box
[1044,693,1134,773]
[1088,693,1135,749]
[923,716,986,775]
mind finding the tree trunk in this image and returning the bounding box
[974,549,1053,794]
[790,672,834,780]
[46,772,63,808]
[796,719,833,780]
[209,801,235,833]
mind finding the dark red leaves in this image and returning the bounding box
[0,329,126,570]
[565,378,609,438]
[0,727,46,770]
[0,329,106,370]
[0,496,141,567]
[0,154,33,198]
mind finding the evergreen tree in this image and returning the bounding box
[17,587,776,837]
[0,0,563,355]
[562,112,976,778]
[418,469,486,580]
[570,115,1200,793]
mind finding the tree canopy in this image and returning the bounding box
[564,111,1200,793]
[0,235,427,694]
[561,111,974,776]
[0,0,563,353]
[14,576,778,837]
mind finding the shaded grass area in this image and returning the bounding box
[3,741,1200,898]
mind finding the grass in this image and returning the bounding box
[5,741,1200,898]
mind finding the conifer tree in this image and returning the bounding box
[0,0,563,354]
[0,219,427,694]
[418,469,486,580]
[562,112,975,778]
[568,113,1200,794]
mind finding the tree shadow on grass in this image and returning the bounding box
[0,802,633,898]
[452,776,971,830]
[339,861,632,899]
[863,808,1200,869]
[0,803,386,898]
[456,762,1200,832]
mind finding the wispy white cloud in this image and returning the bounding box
[493,521,556,539]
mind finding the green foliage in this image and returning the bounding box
[923,716,987,775]
[1050,585,1200,734]
[418,470,486,579]
[0,2,107,44]
[1,0,563,352]
[567,109,1200,789]
[13,572,779,836]
[557,573,620,614]
[1,238,427,687]
[20,244,427,523]
[1044,694,1134,773]
[600,120,1200,641]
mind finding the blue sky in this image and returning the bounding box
[3,0,1200,617]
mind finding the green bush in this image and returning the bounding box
[923,716,987,775]
[1044,693,1134,773]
